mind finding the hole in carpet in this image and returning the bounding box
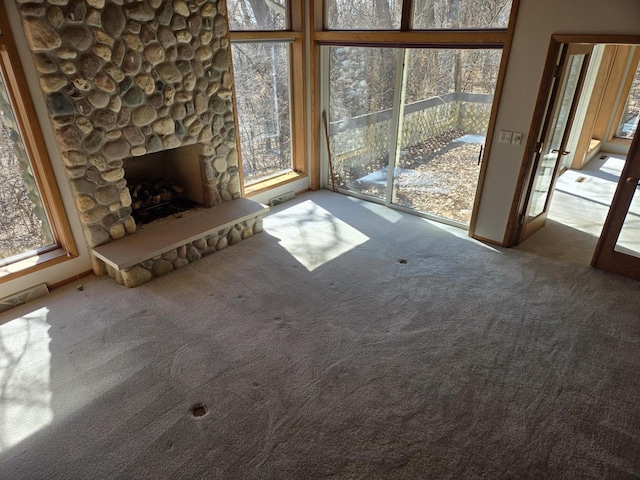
[191,403,207,417]
[398,259,408,265]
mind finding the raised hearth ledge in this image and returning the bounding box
[92,198,269,287]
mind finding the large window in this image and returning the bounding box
[0,15,77,279]
[326,0,513,30]
[615,59,640,139]
[227,1,306,193]
[319,1,514,227]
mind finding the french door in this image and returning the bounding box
[517,43,593,242]
[592,131,640,280]
[324,46,502,227]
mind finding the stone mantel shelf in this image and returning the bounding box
[93,198,269,271]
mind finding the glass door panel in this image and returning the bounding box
[392,49,502,224]
[327,47,399,202]
[614,186,640,258]
[526,53,587,220]
[517,44,593,244]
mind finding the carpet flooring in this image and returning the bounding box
[1,190,639,479]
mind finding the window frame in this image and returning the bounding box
[310,0,520,237]
[228,2,308,196]
[0,13,78,282]
[612,47,640,142]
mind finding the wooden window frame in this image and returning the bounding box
[309,0,520,239]
[0,13,78,282]
[228,3,308,197]
[592,45,640,146]
[610,47,640,143]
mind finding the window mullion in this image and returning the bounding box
[386,48,409,206]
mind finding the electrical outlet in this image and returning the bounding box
[511,132,523,145]
[499,130,513,144]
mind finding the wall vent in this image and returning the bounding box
[0,284,49,314]
[269,191,296,207]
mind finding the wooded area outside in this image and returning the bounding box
[326,0,512,30]
[0,69,53,261]
[617,62,640,139]
[328,46,501,223]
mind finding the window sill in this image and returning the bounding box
[609,136,633,145]
[244,171,307,197]
[0,247,74,283]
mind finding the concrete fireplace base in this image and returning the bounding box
[92,198,268,287]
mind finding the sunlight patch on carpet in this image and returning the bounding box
[0,307,52,452]
[266,200,369,271]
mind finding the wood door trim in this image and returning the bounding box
[469,0,521,239]
[504,34,640,247]
[503,37,563,246]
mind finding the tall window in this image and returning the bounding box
[227,1,306,193]
[616,60,640,139]
[0,16,77,279]
[318,0,514,227]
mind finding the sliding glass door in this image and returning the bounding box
[325,46,502,226]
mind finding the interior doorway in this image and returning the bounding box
[511,35,640,281]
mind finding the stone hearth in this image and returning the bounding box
[15,0,266,286]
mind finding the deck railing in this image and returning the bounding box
[329,92,493,167]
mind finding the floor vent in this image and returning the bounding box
[269,191,295,207]
[0,284,49,314]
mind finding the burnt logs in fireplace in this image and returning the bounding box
[129,178,198,225]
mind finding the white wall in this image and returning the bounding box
[0,0,91,299]
[473,0,640,244]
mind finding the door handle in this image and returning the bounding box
[551,149,571,155]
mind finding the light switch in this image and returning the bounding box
[499,130,513,144]
[511,132,523,145]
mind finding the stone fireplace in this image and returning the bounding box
[15,0,268,286]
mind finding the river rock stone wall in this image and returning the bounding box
[15,0,241,253]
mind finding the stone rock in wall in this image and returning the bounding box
[85,225,110,247]
[228,226,242,245]
[152,259,173,277]
[23,18,61,52]
[157,1,173,25]
[109,222,125,239]
[20,4,46,17]
[102,138,130,160]
[92,109,118,131]
[156,62,182,83]
[67,0,87,22]
[103,4,126,37]
[95,185,119,205]
[40,74,67,93]
[122,266,152,288]
[173,257,189,269]
[46,6,65,29]
[61,26,92,51]
[124,3,155,22]
[132,104,158,126]
[34,54,58,74]
[211,49,230,71]
[124,216,136,233]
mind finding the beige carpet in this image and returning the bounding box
[1,190,639,479]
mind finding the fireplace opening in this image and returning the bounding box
[123,146,203,226]
[129,178,198,225]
